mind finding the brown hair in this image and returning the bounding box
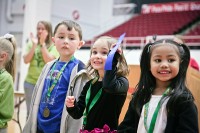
[37,20,53,47]
[53,20,83,40]
[86,36,129,78]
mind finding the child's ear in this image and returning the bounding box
[52,37,55,44]
[77,41,85,49]
[0,52,7,62]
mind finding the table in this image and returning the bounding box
[13,91,25,133]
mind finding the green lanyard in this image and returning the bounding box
[46,57,74,98]
[83,79,102,126]
[144,87,170,133]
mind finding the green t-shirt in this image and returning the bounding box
[0,70,14,128]
[25,42,59,84]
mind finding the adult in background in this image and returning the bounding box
[23,20,59,118]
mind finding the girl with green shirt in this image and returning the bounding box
[0,34,16,133]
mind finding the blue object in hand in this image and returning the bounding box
[104,33,126,70]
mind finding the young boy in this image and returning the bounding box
[23,20,90,133]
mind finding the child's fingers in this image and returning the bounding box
[117,47,122,55]
[110,43,122,55]
[66,96,75,107]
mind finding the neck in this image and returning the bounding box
[153,87,168,95]
[59,55,73,62]
[98,70,104,81]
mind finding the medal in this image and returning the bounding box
[43,107,50,118]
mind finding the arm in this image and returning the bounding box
[40,44,57,63]
[23,33,38,64]
[23,42,37,64]
[39,30,58,63]
[66,81,90,119]
[103,52,129,94]
[118,97,140,133]
[170,99,199,133]
[0,72,14,128]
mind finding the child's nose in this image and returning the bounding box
[64,38,69,44]
[96,53,101,59]
[161,61,168,68]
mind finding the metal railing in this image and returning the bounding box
[83,35,200,49]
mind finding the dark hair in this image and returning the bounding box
[133,39,193,114]
[53,20,82,40]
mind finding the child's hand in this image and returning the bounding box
[39,30,48,46]
[66,96,75,107]
[87,65,95,76]
[111,43,122,55]
[30,32,38,46]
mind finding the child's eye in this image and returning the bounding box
[92,51,97,55]
[69,37,75,40]
[58,36,64,39]
[168,59,175,63]
[102,51,108,55]
[155,59,161,63]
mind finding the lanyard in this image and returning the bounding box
[83,79,102,126]
[46,57,74,98]
[144,87,170,133]
[0,68,5,74]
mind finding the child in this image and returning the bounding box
[66,36,129,132]
[23,20,89,133]
[0,34,16,133]
[23,20,59,118]
[118,39,199,133]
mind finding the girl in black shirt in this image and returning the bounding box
[66,36,129,132]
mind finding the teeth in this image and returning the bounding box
[160,71,169,74]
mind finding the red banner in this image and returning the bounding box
[142,1,200,14]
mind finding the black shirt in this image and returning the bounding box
[67,53,129,131]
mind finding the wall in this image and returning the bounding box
[51,0,133,40]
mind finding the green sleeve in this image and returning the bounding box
[0,71,14,128]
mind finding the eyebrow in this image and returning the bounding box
[152,54,178,58]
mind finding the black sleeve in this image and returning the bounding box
[166,96,199,133]
[117,96,140,133]
[103,52,129,94]
[67,81,91,119]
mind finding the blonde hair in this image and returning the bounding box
[86,36,129,78]
[0,34,16,80]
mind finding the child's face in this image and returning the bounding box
[150,44,180,84]
[90,40,109,73]
[52,24,83,61]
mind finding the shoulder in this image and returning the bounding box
[172,91,197,113]
[0,71,13,82]
[42,59,57,71]
[77,60,85,72]
[118,76,129,85]
[46,59,57,65]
